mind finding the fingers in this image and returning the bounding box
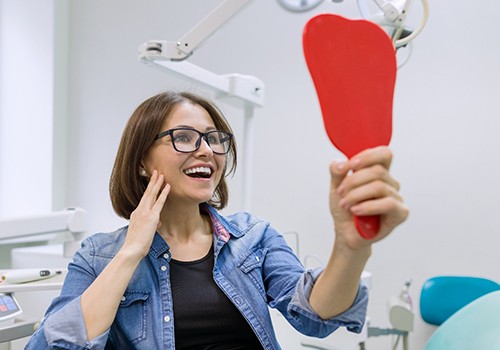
[337,164,399,196]
[350,193,405,217]
[330,146,407,236]
[350,146,393,171]
[125,170,169,258]
[330,160,351,192]
[138,170,158,206]
[352,197,409,238]
[138,170,168,207]
[339,179,400,210]
[334,147,398,206]
[330,146,393,189]
[152,182,170,213]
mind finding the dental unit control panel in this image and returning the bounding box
[0,293,22,328]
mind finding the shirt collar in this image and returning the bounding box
[148,233,170,258]
[147,203,243,258]
[202,203,247,240]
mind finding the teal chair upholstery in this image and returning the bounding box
[420,276,500,326]
[424,290,500,349]
[420,276,500,350]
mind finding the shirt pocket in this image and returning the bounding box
[237,248,268,301]
[114,291,150,345]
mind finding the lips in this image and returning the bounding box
[183,166,213,179]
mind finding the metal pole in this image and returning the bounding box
[241,105,254,211]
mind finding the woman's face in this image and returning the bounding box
[142,102,227,207]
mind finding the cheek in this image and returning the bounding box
[216,157,227,179]
[143,148,182,175]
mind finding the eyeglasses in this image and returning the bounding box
[155,127,233,155]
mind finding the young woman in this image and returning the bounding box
[26,91,408,349]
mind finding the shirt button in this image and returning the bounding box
[121,296,126,301]
[163,252,171,260]
[164,315,171,322]
[161,265,167,271]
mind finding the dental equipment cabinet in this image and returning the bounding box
[0,208,86,347]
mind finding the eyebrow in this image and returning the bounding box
[173,125,217,131]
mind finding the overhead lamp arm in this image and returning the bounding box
[357,0,429,48]
[138,0,263,211]
[140,0,253,61]
[372,0,403,22]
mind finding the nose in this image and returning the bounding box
[194,137,213,157]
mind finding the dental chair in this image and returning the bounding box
[420,276,500,350]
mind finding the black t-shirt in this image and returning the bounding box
[170,246,264,350]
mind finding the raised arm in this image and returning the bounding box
[309,146,409,319]
[81,171,170,340]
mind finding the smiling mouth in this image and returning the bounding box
[184,166,213,179]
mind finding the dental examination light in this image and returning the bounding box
[278,0,429,67]
[276,0,325,12]
[357,0,429,49]
[138,0,264,211]
[0,208,87,258]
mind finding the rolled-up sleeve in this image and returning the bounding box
[26,297,109,350]
[25,237,110,349]
[286,267,368,337]
[42,296,109,349]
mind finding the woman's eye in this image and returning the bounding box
[207,135,218,144]
[174,133,191,143]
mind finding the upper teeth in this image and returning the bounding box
[184,167,212,176]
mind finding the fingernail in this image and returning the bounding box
[336,161,346,171]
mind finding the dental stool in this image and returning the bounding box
[420,276,500,350]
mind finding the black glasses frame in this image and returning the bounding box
[155,127,233,155]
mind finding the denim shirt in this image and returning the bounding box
[26,205,368,350]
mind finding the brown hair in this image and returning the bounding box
[109,91,237,219]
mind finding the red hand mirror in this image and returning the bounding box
[303,14,397,239]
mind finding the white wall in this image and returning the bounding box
[0,0,55,217]
[4,0,499,349]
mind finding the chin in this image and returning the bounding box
[192,192,216,205]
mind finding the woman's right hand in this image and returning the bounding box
[79,170,170,340]
[121,170,170,259]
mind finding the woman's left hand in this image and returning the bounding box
[330,146,409,249]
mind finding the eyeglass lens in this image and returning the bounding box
[171,129,231,154]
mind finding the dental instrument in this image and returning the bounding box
[0,269,62,285]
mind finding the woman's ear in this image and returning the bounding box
[139,163,148,177]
